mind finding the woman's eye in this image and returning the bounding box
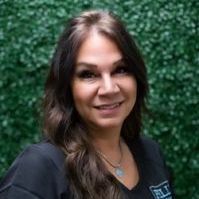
[114,66,130,75]
[77,70,97,79]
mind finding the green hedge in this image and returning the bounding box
[0,0,198,198]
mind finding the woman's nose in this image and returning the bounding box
[98,75,120,96]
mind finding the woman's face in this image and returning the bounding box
[71,32,137,132]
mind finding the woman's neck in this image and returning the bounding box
[90,126,122,156]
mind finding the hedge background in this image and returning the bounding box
[0,0,198,198]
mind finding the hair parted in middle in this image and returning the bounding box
[43,10,148,199]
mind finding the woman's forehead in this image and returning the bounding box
[76,32,122,63]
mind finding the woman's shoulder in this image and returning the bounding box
[12,140,65,172]
[128,135,165,165]
[0,140,68,198]
[25,140,65,168]
[129,135,161,150]
[139,135,161,152]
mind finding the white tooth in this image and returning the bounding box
[99,103,119,109]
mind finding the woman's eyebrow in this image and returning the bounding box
[113,58,125,66]
[76,62,97,68]
[76,58,124,68]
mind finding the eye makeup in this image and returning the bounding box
[76,69,98,79]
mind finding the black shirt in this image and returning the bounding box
[121,137,174,198]
[0,136,174,198]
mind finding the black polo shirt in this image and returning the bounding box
[0,136,174,198]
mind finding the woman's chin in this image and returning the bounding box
[89,118,124,130]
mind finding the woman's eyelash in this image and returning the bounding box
[77,70,97,79]
[114,65,130,74]
[76,65,131,79]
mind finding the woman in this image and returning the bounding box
[0,10,174,198]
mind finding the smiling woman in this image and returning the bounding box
[0,10,174,199]
[72,32,137,132]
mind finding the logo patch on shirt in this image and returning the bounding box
[149,181,172,199]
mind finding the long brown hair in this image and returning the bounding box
[43,10,148,199]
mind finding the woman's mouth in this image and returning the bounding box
[93,101,124,117]
[96,103,121,110]
[94,102,123,110]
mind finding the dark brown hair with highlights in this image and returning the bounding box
[43,10,148,199]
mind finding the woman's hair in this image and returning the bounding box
[43,10,148,199]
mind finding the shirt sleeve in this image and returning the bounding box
[140,136,175,196]
[1,184,42,199]
[0,145,66,199]
[157,144,176,196]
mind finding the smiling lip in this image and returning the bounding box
[94,101,123,110]
[94,101,123,116]
[95,102,121,110]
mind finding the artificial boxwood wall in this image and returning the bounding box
[0,0,198,198]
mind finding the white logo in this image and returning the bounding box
[149,181,172,199]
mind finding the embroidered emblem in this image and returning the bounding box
[149,181,172,199]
